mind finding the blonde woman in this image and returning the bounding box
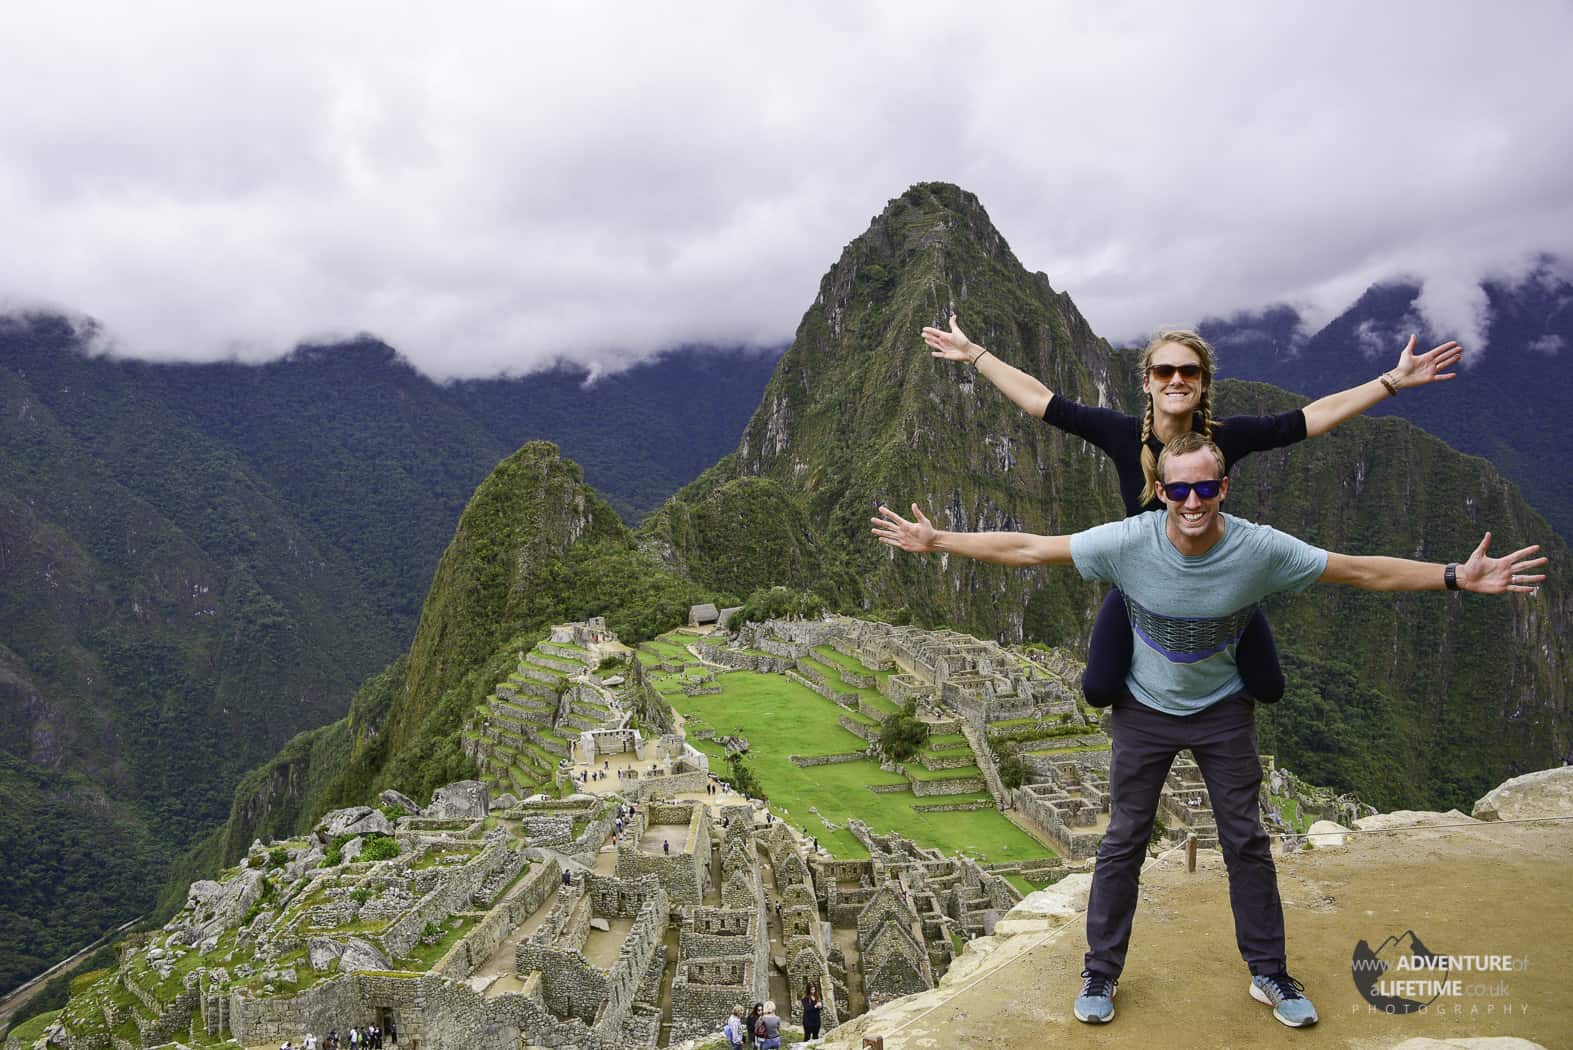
[924,316,1462,706]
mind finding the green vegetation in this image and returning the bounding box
[726,586,830,630]
[878,709,928,762]
[723,753,764,798]
[358,834,401,862]
[655,643,1051,862]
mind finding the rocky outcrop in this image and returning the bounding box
[316,807,394,842]
[428,780,490,819]
[1471,767,1573,821]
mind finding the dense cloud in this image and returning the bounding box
[1,2,1569,377]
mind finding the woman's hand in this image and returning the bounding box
[1389,334,1463,389]
[922,314,981,363]
[872,504,938,553]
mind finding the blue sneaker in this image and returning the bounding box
[1250,972,1318,1028]
[1073,969,1117,1023]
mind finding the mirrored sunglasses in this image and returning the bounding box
[1160,479,1223,501]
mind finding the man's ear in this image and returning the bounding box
[1219,475,1229,502]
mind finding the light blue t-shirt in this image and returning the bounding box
[1070,511,1328,715]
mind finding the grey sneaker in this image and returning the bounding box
[1073,969,1117,1023]
[1250,972,1318,1027]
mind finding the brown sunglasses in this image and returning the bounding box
[1148,363,1203,381]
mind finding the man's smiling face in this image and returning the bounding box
[1160,447,1229,552]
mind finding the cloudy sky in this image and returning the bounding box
[2,2,1569,378]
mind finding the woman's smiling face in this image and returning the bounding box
[1144,341,1207,421]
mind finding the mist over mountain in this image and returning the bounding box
[1199,264,1573,542]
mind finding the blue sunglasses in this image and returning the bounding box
[1160,479,1224,502]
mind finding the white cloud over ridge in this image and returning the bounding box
[0,2,1569,378]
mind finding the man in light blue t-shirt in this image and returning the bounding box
[872,431,1545,1032]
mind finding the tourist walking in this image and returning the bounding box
[874,432,1543,1030]
[923,317,1463,707]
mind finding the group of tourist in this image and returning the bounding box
[280,1021,395,1050]
[719,986,822,1048]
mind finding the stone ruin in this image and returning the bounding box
[37,617,1333,1050]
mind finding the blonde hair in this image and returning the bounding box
[1157,431,1227,484]
[764,1000,777,1014]
[1138,329,1220,505]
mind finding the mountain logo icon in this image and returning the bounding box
[1350,929,1447,1013]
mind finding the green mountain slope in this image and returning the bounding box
[0,330,400,993]
[199,442,709,872]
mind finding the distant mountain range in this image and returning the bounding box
[1199,264,1572,543]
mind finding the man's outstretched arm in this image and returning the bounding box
[1320,532,1546,594]
[871,504,1074,567]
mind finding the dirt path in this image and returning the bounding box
[0,918,139,1030]
[819,820,1573,1049]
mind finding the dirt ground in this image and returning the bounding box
[819,820,1573,1050]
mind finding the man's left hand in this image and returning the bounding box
[1459,532,1547,593]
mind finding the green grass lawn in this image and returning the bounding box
[658,642,1053,864]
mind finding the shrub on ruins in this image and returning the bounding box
[724,752,763,798]
[997,752,1027,790]
[879,707,928,763]
[726,586,827,630]
[267,846,288,868]
[359,834,401,862]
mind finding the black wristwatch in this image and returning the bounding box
[1444,563,1460,591]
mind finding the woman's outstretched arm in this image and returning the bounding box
[922,314,1054,418]
[1301,334,1463,437]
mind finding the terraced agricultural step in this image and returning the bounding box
[514,663,565,686]
[528,652,585,674]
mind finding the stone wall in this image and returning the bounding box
[380,842,518,960]
[907,774,986,797]
[707,648,795,674]
[614,804,711,904]
[621,768,708,801]
[838,715,877,742]
[228,972,364,1045]
[788,668,859,708]
[788,751,866,767]
[518,880,669,1039]
[431,858,560,980]
[668,955,757,1044]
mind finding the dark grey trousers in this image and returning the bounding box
[1083,692,1285,979]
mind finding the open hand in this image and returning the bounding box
[1459,532,1547,594]
[871,504,938,553]
[921,314,978,363]
[1391,335,1463,388]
